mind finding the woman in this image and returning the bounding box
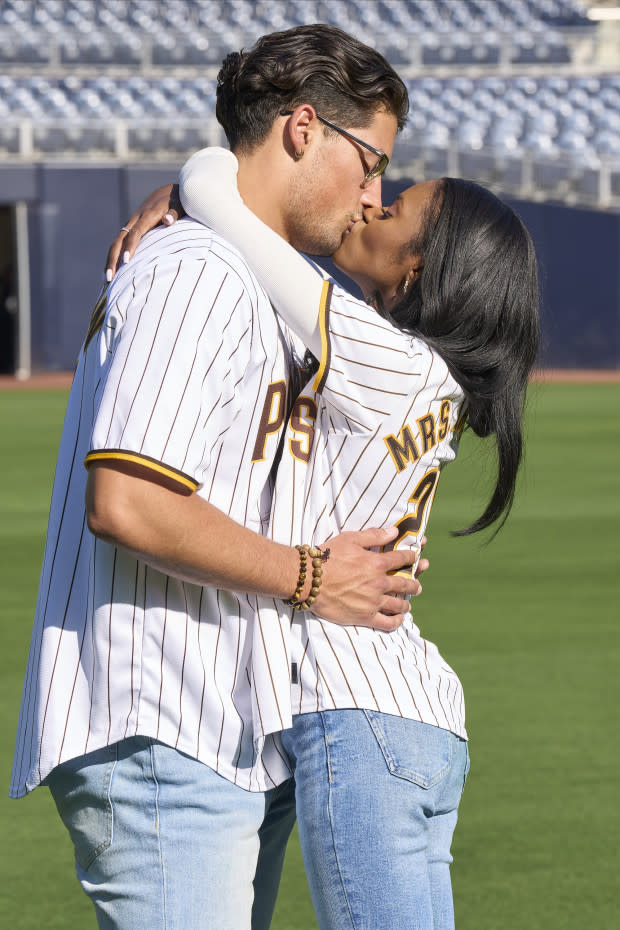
[118,149,540,929]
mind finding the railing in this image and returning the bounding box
[389,142,620,210]
[0,119,226,161]
[1,118,618,211]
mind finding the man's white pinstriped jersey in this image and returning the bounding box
[10,219,296,798]
[251,280,468,746]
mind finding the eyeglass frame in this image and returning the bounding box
[280,109,390,185]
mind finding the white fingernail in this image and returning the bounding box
[123,251,130,264]
[163,213,175,225]
[106,268,113,282]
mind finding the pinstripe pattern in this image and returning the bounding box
[250,282,467,745]
[10,219,295,798]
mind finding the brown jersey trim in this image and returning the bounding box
[313,280,333,394]
[84,449,199,492]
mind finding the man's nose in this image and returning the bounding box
[360,175,383,210]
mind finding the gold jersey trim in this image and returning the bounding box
[84,450,199,492]
[313,279,333,394]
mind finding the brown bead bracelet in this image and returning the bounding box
[286,544,330,611]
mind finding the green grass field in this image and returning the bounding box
[1,383,618,929]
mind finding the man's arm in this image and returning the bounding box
[86,461,422,631]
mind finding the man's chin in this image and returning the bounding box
[290,222,346,258]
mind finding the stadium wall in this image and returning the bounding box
[0,166,618,372]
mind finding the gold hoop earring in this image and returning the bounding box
[294,148,305,159]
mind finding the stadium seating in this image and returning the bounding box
[1,71,616,168]
[0,0,596,68]
[0,0,617,208]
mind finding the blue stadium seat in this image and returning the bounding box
[60,34,143,67]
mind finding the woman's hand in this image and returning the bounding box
[105,183,183,281]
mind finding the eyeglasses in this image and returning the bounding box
[280,110,390,186]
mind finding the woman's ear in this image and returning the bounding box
[401,263,423,296]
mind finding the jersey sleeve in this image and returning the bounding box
[312,281,429,432]
[85,246,254,491]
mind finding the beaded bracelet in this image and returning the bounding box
[286,545,330,611]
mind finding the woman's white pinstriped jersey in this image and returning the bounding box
[10,219,296,797]
[250,281,468,748]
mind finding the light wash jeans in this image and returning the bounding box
[47,716,468,930]
[282,710,470,930]
[45,735,296,930]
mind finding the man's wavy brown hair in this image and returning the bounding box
[216,24,409,152]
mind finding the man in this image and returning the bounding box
[11,25,417,930]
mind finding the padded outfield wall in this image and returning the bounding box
[0,163,618,372]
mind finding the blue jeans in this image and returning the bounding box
[283,710,469,930]
[45,736,296,930]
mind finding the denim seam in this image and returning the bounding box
[81,746,117,869]
[322,712,357,930]
[102,745,117,856]
[462,743,471,793]
[149,741,168,929]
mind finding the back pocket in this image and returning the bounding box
[363,711,456,789]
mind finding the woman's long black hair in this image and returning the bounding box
[386,178,541,536]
